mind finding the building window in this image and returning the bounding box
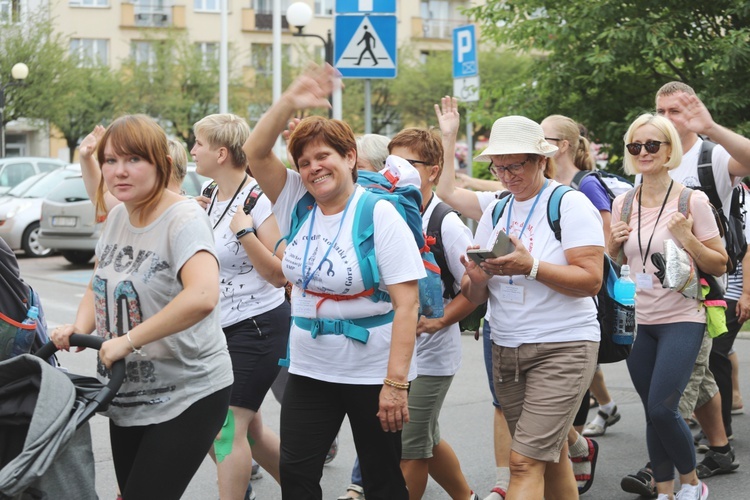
[251,43,291,77]
[254,0,291,15]
[70,38,109,67]
[0,0,21,23]
[314,0,332,16]
[69,0,109,7]
[194,0,218,12]
[196,42,219,68]
[131,41,157,67]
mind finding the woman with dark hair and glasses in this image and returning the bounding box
[609,113,726,500]
[461,115,604,499]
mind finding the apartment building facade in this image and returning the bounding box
[2,0,483,159]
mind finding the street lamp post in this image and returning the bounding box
[0,63,29,159]
[286,2,334,118]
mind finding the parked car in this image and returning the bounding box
[0,164,81,257]
[39,164,210,264]
[0,157,67,196]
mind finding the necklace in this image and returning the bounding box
[207,173,248,230]
[637,179,674,274]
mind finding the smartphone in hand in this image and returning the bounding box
[467,230,514,265]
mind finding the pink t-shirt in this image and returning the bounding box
[612,188,720,325]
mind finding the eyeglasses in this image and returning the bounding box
[545,137,562,142]
[626,141,669,156]
[404,158,429,167]
[489,158,531,176]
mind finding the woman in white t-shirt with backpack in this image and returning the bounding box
[191,114,290,499]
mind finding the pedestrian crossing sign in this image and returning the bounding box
[334,15,397,79]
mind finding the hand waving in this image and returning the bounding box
[435,96,460,139]
[80,125,106,160]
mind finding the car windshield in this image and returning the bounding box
[21,168,79,199]
[6,172,48,197]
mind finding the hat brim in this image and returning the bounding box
[474,145,558,163]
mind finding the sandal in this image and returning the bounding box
[571,437,599,495]
[337,484,365,500]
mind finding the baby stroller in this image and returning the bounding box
[0,334,125,500]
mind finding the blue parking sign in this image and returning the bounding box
[453,25,478,79]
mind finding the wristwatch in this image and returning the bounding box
[235,227,256,240]
[525,258,540,281]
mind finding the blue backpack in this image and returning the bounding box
[285,168,444,318]
[492,185,630,363]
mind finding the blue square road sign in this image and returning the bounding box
[453,25,478,79]
[335,15,397,79]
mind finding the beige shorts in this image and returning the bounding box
[679,331,719,419]
[492,340,598,462]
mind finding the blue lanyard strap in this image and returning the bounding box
[301,191,356,292]
[504,179,548,284]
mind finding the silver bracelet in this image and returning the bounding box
[127,331,145,356]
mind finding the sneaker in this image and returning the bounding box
[620,465,658,498]
[251,462,263,480]
[571,437,598,495]
[731,402,744,415]
[694,430,734,453]
[582,406,621,437]
[325,436,339,465]
[483,486,507,500]
[336,484,365,500]
[675,480,708,500]
[696,448,740,478]
[244,481,256,500]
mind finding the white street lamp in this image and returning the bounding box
[1,62,30,158]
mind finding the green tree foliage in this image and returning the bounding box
[0,10,73,128]
[118,30,249,151]
[467,0,750,165]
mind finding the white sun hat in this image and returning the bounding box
[474,115,558,162]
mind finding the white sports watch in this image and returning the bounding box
[525,258,540,281]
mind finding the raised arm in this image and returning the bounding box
[79,125,118,213]
[434,96,486,221]
[243,64,339,204]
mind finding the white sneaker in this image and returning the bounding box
[675,481,708,500]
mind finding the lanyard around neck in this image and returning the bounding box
[301,191,356,293]
[208,173,248,230]
[504,179,548,284]
[637,180,674,274]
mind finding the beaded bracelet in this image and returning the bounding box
[127,331,145,357]
[383,378,409,390]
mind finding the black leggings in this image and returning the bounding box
[109,386,231,500]
[710,298,741,436]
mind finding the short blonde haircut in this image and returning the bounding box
[193,114,250,169]
[622,114,683,175]
[168,139,188,183]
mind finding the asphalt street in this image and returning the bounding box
[17,254,750,499]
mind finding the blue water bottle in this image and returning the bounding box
[613,265,636,345]
[12,306,39,357]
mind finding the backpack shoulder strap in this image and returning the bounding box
[546,185,574,242]
[491,191,513,226]
[352,191,381,294]
[242,184,264,215]
[697,140,722,210]
[202,181,218,199]
[620,187,639,224]
[426,201,459,299]
[570,170,590,190]
[678,187,693,218]
[277,192,316,253]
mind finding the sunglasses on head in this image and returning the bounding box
[626,141,669,156]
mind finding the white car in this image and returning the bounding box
[0,165,81,257]
[39,164,210,264]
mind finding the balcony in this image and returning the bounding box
[121,3,186,29]
[412,17,470,40]
[242,8,289,32]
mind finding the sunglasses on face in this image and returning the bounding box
[489,158,530,176]
[386,158,430,167]
[626,141,669,156]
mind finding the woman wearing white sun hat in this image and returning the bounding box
[460,115,604,500]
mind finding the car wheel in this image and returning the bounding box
[21,222,52,257]
[61,250,95,265]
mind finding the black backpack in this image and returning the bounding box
[426,201,486,333]
[695,140,747,273]
[571,170,634,208]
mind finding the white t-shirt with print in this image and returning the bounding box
[95,201,233,427]
[475,181,604,347]
[273,171,425,384]
[417,195,473,376]
[204,179,286,327]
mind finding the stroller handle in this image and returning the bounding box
[35,334,126,424]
